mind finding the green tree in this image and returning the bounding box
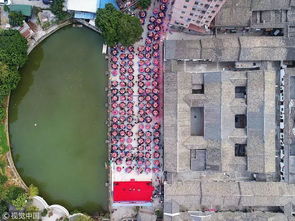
[95,4,143,46]
[6,186,26,202]
[0,29,28,68]
[118,14,143,46]
[11,193,28,210]
[0,63,20,96]
[28,184,39,197]
[8,11,25,27]
[50,0,69,20]
[0,201,8,216]
[74,215,94,221]
[0,175,8,185]
[0,186,8,200]
[138,0,151,9]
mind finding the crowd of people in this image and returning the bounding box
[108,0,168,179]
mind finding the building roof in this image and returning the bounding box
[165,181,295,210]
[251,0,291,11]
[67,0,98,13]
[165,36,295,62]
[214,0,252,27]
[9,4,32,17]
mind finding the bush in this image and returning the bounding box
[138,0,151,9]
[9,11,25,27]
[0,107,5,121]
[0,201,8,216]
[6,186,26,202]
[0,175,8,185]
[41,209,48,217]
[11,193,28,210]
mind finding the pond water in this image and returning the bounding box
[9,26,108,214]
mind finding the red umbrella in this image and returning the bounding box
[146,39,152,45]
[145,168,151,173]
[154,145,160,150]
[111,80,118,87]
[127,144,133,150]
[128,46,134,52]
[160,4,166,11]
[154,131,160,137]
[111,103,118,109]
[138,88,145,94]
[128,54,134,60]
[119,75,126,80]
[120,45,125,51]
[146,131,152,137]
[119,96,126,101]
[116,159,122,165]
[112,63,118,69]
[111,49,118,55]
[146,138,152,144]
[153,152,160,158]
[154,138,160,144]
[116,167,122,172]
[138,74,145,80]
[153,110,159,116]
[154,160,160,166]
[149,16,156,22]
[126,167,132,173]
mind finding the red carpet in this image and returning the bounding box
[113,181,154,202]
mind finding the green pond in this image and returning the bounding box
[9,26,108,214]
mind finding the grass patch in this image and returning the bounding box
[0,123,9,154]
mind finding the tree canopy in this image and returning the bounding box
[0,29,28,68]
[8,11,25,27]
[138,0,151,9]
[95,4,143,46]
[50,0,69,20]
[0,63,20,96]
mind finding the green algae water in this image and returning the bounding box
[9,26,108,214]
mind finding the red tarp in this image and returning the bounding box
[113,181,154,202]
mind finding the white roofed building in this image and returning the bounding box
[67,0,99,19]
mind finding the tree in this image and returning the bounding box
[0,29,28,68]
[0,175,8,185]
[74,215,94,221]
[95,4,143,46]
[8,11,25,27]
[117,14,143,46]
[138,0,151,9]
[50,0,69,20]
[6,186,26,202]
[0,201,8,216]
[0,186,7,200]
[11,193,28,210]
[28,184,39,197]
[0,63,20,96]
